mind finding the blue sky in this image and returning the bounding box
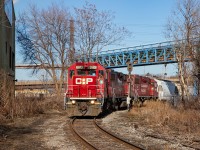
[14,0,178,80]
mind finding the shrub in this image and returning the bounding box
[0,70,64,122]
[0,70,15,119]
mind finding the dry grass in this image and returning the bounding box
[0,70,64,123]
[14,96,45,117]
[0,94,64,124]
[0,70,15,121]
[130,100,200,134]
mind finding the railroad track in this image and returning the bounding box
[70,117,144,150]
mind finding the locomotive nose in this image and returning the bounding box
[73,76,97,97]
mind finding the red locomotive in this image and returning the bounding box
[64,61,128,117]
[64,61,158,117]
[128,75,158,105]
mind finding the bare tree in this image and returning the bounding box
[193,40,200,96]
[165,0,200,105]
[73,2,130,60]
[17,4,71,96]
[17,2,130,96]
[17,3,128,94]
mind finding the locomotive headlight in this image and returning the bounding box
[72,100,76,104]
[99,80,103,84]
[90,100,95,104]
[151,87,154,90]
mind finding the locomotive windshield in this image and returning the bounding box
[77,69,96,76]
[88,70,96,76]
[69,70,75,78]
[77,70,86,75]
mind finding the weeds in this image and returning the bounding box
[130,100,200,133]
[0,70,15,120]
[0,70,63,123]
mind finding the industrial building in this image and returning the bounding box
[0,0,15,74]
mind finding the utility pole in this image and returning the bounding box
[164,64,167,79]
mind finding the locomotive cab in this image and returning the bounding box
[149,79,158,100]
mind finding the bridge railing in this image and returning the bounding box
[93,41,175,55]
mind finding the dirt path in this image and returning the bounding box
[0,110,82,150]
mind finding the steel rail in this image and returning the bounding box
[94,118,144,150]
[70,118,98,150]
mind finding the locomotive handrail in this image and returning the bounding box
[99,84,105,106]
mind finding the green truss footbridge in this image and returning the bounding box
[87,41,180,68]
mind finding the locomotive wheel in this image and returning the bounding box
[113,99,120,111]
[114,103,119,110]
[112,97,119,111]
[102,99,111,111]
[137,100,144,107]
[102,101,108,111]
[133,99,142,107]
